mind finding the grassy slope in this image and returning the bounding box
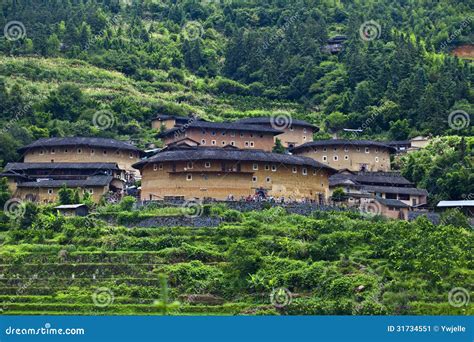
[0,56,317,124]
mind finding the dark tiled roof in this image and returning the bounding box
[133,146,336,172]
[4,162,119,171]
[156,121,282,138]
[329,171,413,187]
[291,139,397,153]
[375,197,410,208]
[387,140,411,146]
[17,175,114,188]
[362,185,428,196]
[18,137,143,154]
[235,117,319,129]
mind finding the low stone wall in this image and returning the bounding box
[220,201,351,216]
[137,200,353,216]
[132,216,222,228]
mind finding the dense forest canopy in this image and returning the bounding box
[0,0,472,198]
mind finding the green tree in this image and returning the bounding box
[272,138,285,153]
[58,185,74,205]
[0,177,11,208]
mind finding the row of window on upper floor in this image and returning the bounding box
[47,188,94,195]
[321,155,385,162]
[199,127,309,136]
[311,146,383,153]
[153,162,322,175]
[32,148,137,158]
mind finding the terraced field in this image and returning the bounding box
[0,206,472,316]
[0,241,260,315]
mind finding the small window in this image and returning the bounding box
[129,152,134,159]
[333,147,337,152]
[365,147,369,153]
[303,128,307,133]
[153,164,158,171]
[303,136,307,141]
[289,126,294,131]
[357,147,361,152]
[222,141,226,145]
[249,141,254,147]
[230,141,235,146]
[322,156,328,162]
[259,134,264,138]
[88,189,94,195]
[230,132,235,137]
[253,163,258,171]
[292,166,297,173]
[187,162,193,169]
[159,164,163,170]
[211,140,216,145]
[222,132,226,136]
[77,148,82,154]
[103,150,107,155]
[186,174,192,181]
[252,176,257,182]
[64,149,68,153]
[51,148,55,154]
[201,139,206,145]
[375,148,379,153]
[344,146,349,152]
[201,130,206,135]
[265,164,270,171]
[40,150,44,155]
[211,131,216,136]
[271,165,277,172]
[91,149,95,155]
[375,157,379,163]
[313,148,318,153]
[344,155,349,160]
[313,168,317,175]
[333,155,338,161]
[266,177,271,183]
[205,162,211,168]
[323,147,327,152]
[245,141,249,147]
[250,133,254,138]
[240,133,244,138]
[48,189,53,194]
[302,167,307,175]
